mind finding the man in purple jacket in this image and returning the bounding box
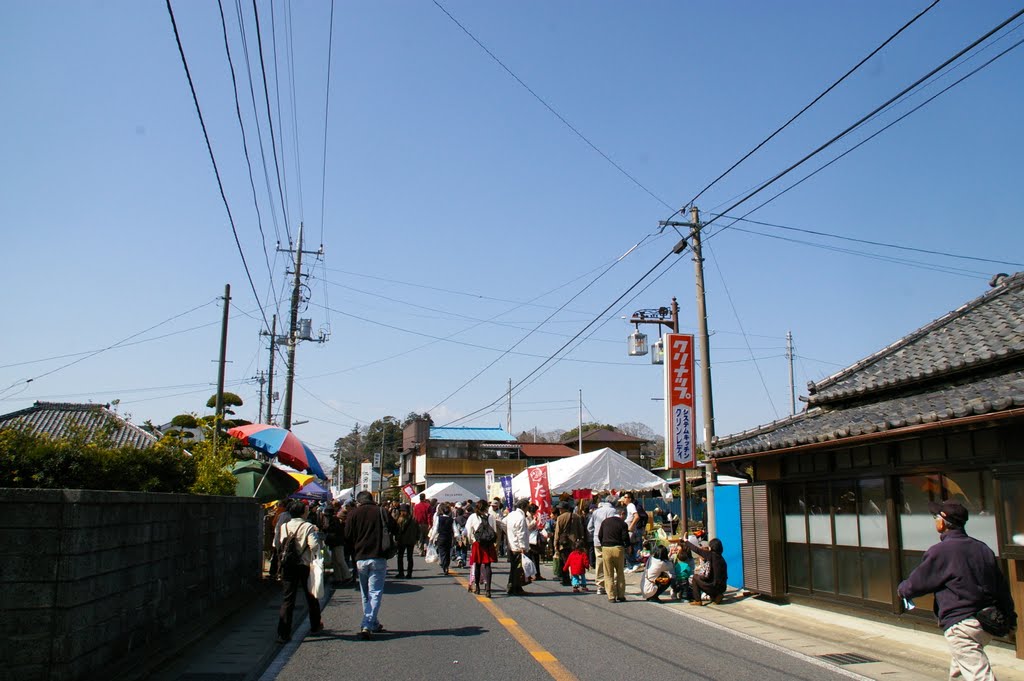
[897,501,1015,681]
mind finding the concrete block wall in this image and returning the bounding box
[0,489,262,681]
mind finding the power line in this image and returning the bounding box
[711,214,1024,268]
[284,0,305,223]
[269,0,294,240]
[431,0,673,211]
[0,297,217,397]
[318,0,335,248]
[699,6,1024,235]
[164,1,271,335]
[687,0,941,208]
[216,0,275,289]
[251,0,292,243]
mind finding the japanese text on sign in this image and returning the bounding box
[664,333,696,469]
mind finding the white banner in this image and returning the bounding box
[484,468,495,497]
[360,462,373,492]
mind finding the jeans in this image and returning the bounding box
[356,558,387,631]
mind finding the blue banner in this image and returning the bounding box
[500,475,514,511]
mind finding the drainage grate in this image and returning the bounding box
[816,652,879,665]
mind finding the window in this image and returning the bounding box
[1000,477,1024,557]
[858,478,888,548]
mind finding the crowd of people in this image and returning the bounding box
[267,490,729,643]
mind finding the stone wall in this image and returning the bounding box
[0,489,262,681]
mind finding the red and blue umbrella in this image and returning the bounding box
[227,424,326,479]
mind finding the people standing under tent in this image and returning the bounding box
[564,539,590,592]
[688,537,728,606]
[502,499,530,596]
[413,493,432,557]
[599,507,630,603]
[640,545,674,602]
[430,503,456,576]
[587,495,617,596]
[394,503,419,579]
[275,500,324,643]
[554,501,586,588]
[527,503,545,581]
[466,500,498,597]
[344,490,401,640]
[585,503,597,568]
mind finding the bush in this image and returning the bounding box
[0,427,196,493]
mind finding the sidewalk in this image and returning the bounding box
[143,564,1023,681]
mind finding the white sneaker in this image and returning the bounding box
[630,565,644,573]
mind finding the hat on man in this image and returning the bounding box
[928,500,968,527]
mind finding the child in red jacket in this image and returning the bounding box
[563,540,590,592]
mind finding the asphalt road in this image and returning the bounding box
[267,559,861,681]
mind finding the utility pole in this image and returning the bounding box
[578,389,583,455]
[213,284,231,453]
[265,315,277,424]
[690,206,718,539]
[277,223,325,430]
[787,330,796,415]
[255,371,266,423]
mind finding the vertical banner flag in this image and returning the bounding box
[359,461,373,491]
[665,333,696,469]
[500,475,514,511]
[484,468,495,497]
[528,465,553,521]
[402,484,417,500]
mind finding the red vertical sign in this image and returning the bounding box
[665,333,696,469]
[528,465,552,520]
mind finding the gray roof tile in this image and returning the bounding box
[0,401,159,449]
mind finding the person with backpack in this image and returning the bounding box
[466,499,497,597]
[344,491,401,640]
[275,500,325,643]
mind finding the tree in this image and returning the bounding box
[402,412,433,427]
[560,422,617,442]
[206,392,243,415]
[364,416,403,472]
[333,424,364,487]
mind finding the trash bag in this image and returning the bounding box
[425,544,439,564]
[522,554,537,580]
[308,556,325,600]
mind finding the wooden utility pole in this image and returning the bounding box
[213,283,231,452]
[690,206,717,539]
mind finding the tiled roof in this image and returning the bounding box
[428,426,518,442]
[714,274,1024,459]
[0,401,159,450]
[714,370,1024,458]
[807,272,1024,406]
[561,428,647,444]
[520,443,579,459]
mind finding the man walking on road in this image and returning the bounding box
[599,507,630,603]
[345,491,401,639]
[897,501,1016,681]
[587,496,617,595]
[503,499,530,596]
[413,493,432,557]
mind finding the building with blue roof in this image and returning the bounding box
[398,419,525,499]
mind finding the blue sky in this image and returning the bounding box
[2,1,1022,465]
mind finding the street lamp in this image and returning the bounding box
[628,327,649,356]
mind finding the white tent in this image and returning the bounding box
[421,481,479,503]
[511,447,672,499]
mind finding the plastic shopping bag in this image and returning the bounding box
[521,554,537,581]
[425,544,439,564]
[308,557,325,600]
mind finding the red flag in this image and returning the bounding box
[528,465,552,522]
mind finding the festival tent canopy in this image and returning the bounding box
[420,481,479,503]
[290,480,332,501]
[510,447,672,499]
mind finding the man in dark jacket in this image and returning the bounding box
[344,491,400,639]
[554,502,586,587]
[598,508,631,603]
[898,501,1016,681]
